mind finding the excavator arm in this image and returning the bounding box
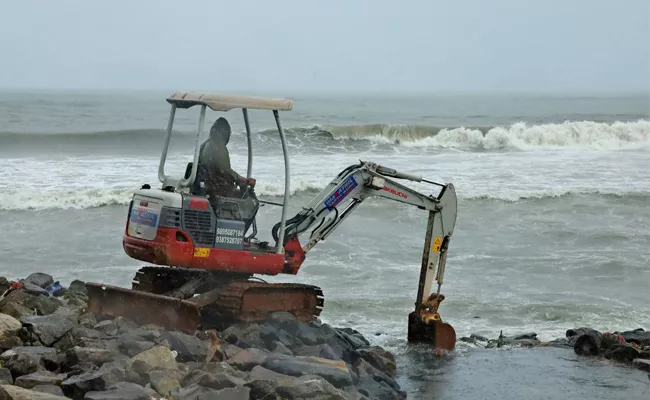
[273,161,459,351]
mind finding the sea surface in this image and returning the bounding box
[1,90,649,398]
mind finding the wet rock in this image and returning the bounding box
[93,321,118,336]
[211,386,251,399]
[24,273,54,290]
[20,282,51,297]
[66,346,124,368]
[68,280,87,295]
[161,331,208,362]
[259,323,295,349]
[181,368,247,391]
[31,384,66,396]
[61,367,125,400]
[276,375,349,400]
[77,313,96,329]
[604,344,641,363]
[168,383,220,399]
[353,357,404,398]
[84,382,150,400]
[262,353,354,388]
[220,343,243,359]
[127,346,177,375]
[130,325,163,343]
[0,368,12,385]
[357,346,397,377]
[148,370,181,397]
[1,347,59,378]
[116,337,154,358]
[0,314,21,340]
[574,331,603,356]
[633,358,650,371]
[620,328,650,346]
[20,314,75,347]
[566,327,601,338]
[270,341,293,356]
[14,371,66,389]
[0,384,69,399]
[226,347,268,371]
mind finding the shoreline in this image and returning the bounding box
[0,273,648,399]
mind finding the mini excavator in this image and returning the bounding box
[85,91,459,351]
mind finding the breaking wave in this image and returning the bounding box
[2,120,649,152]
[2,186,647,211]
[312,120,650,150]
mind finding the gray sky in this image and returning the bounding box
[1,0,648,93]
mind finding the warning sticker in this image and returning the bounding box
[432,237,443,253]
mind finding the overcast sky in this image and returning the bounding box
[1,0,648,93]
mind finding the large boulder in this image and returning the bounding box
[13,371,66,390]
[161,331,208,362]
[262,353,354,388]
[24,273,54,290]
[19,314,75,347]
[0,384,69,399]
[126,346,177,376]
[83,382,150,400]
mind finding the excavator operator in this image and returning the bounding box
[197,117,256,199]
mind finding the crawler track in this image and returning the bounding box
[86,265,324,333]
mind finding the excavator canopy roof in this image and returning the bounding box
[166,91,294,112]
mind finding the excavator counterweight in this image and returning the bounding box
[85,91,459,352]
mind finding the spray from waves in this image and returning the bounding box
[314,120,650,150]
[2,185,648,211]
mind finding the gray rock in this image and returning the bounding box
[262,353,354,388]
[126,346,177,374]
[0,368,12,384]
[276,375,349,400]
[61,364,126,399]
[14,371,66,389]
[66,346,124,368]
[77,313,96,329]
[161,331,208,362]
[169,383,219,400]
[32,384,66,396]
[3,353,41,380]
[353,357,403,396]
[0,384,69,399]
[245,365,299,398]
[20,314,75,347]
[226,347,268,371]
[620,328,650,346]
[93,321,118,336]
[117,338,154,358]
[357,346,397,377]
[0,314,21,342]
[148,370,181,397]
[204,386,250,400]
[24,273,54,290]
[68,280,87,295]
[222,322,266,349]
[220,343,243,359]
[20,282,51,297]
[84,382,149,400]
[270,341,293,356]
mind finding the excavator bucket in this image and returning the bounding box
[407,311,457,352]
[86,283,202,333]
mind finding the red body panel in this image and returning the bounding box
[123,227,306,276]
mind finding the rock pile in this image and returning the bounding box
[460,327,650,372]
[0,273,406,399]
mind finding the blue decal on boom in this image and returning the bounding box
[130,208,158,227]
[324,176,358,209]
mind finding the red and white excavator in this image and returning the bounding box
[86,91,459,351]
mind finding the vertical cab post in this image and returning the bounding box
[243,108,253,178]
[180,104,207,188]
[274,109,290,254]
[158,104,177,183]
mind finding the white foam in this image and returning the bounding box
[322,120,650,150]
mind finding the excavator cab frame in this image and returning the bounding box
[157,91,295,254]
